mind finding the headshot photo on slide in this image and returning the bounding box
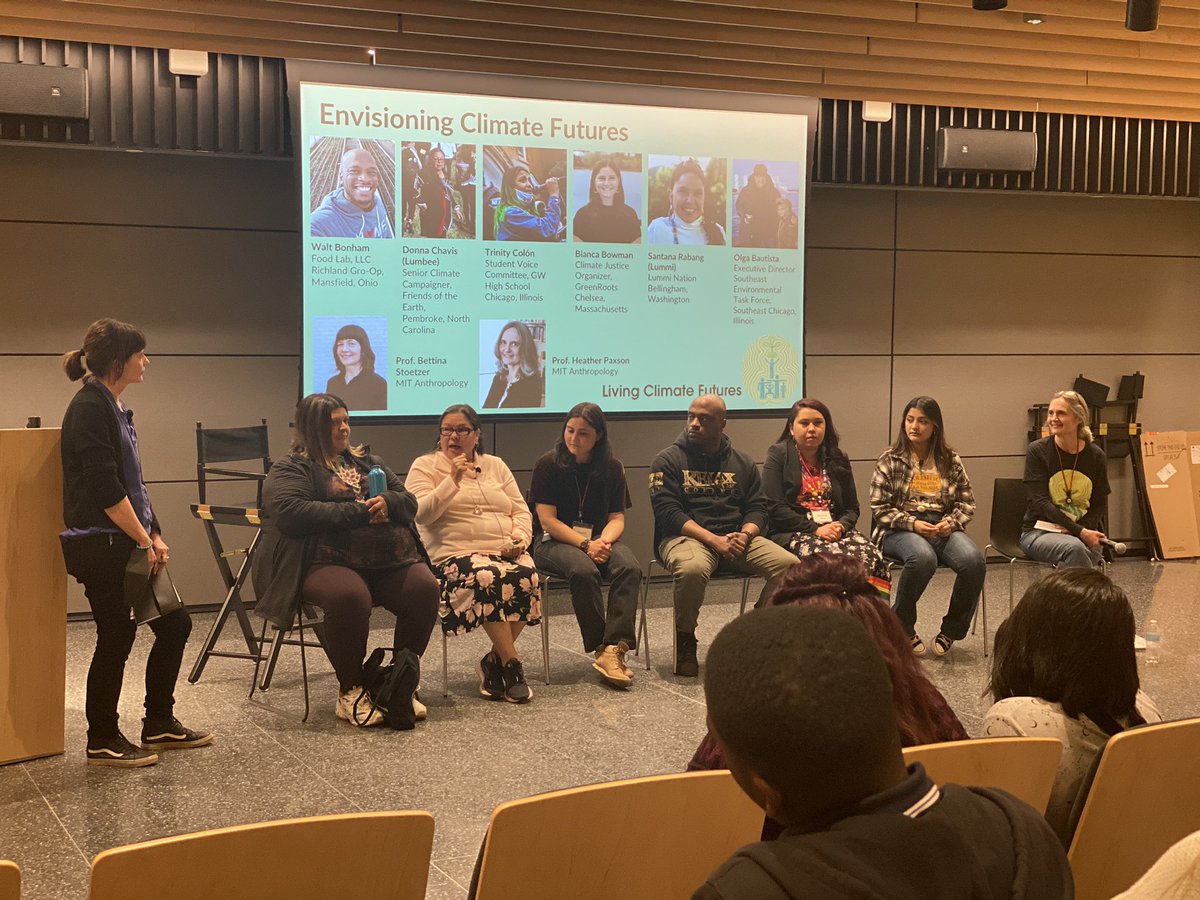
[313,316,389,412]
[733,159,802,249]
[480,319,546,410]
[483,146,567,243]
[571,151,643,244]
[309,137,396,240]
[400,141,477,240]
[646,155,727,246]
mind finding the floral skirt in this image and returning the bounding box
[437,552,542,636]
[786,531,891,586]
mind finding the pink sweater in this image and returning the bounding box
[406,451,532,564]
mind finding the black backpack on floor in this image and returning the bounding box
[360,647,421,731]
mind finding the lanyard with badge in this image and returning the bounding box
[571,470,594,541]
[799,456,834,525]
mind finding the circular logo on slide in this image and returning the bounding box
[742,336,800,405]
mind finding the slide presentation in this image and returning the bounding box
[300,82,808,417]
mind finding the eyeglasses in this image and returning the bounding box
[439,427,475,436]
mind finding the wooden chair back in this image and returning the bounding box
[0,861,19,900]
[903,737,1062,814]
[474,771,764,900]
[88,811,433,900]
[1069,718,1200,900]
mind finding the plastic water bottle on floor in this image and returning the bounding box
[1145,619,1161,665]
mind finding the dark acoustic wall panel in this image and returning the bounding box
[0,36,289,156]
[816,99,1200,199]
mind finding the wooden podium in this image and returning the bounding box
[0,428,66,764]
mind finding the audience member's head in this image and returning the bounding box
[704,604,906,828]
[988,568,1141,734]
[766,555,959,747]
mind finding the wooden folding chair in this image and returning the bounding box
[903,737,1062,814]
[473,771,763,899]
[88,811,434,900]
[1068,718,1200,900]
[0,861,19,900]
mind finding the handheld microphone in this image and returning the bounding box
[1100,537,1127,556]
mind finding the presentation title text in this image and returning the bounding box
[319,103,630,142]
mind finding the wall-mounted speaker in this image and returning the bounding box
[936,127,1037,172]
[0,62,88,119]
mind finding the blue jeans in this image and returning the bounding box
[882,528,985,640]
[1019,529,1100,569]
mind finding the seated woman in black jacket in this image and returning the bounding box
[763,399,887,588]
[252,393,438,727]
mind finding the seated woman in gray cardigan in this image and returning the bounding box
[252,393,438,728]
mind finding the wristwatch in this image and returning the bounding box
[580,539,591,552]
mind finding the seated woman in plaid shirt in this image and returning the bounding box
[870,396,984,657]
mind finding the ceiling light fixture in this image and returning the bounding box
[1023,13,1044,24]
[972,0,1007,9]
[367,48,377,65]
[1126,0,1160,31]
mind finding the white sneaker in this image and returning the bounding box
[335,686,384,727]
[412,691,427,721]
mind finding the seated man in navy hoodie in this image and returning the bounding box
[695,605,1073,900]
[649,393,796,676]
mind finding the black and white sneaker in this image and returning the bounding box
[477,651,504,701]
[501,659,532,704]
[140,717,213,751]
[87,733,159,768]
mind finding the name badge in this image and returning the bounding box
[809,509,833,525]
[572,521,594,540]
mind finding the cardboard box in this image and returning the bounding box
[1141,431,1200,559]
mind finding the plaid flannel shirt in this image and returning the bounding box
[869,448,976,544]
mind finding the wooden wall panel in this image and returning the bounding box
[0,223,300,355]
[897,191,1200,256]
[7,0,1200,120]
[806,249,894,356]
[893,252,1200,355]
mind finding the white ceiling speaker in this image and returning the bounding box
[168,49,209,78]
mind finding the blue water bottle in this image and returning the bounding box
[367,465,386,499]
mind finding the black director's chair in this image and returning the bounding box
[187,420,273,684]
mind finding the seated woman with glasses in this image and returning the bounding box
[405,404,542,704]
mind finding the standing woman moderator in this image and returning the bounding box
[494,162,562,242]
[253,394,437,727]
[1021,390,1110,569]
[871,397,984,656]
[325,324,387,412]
[646,159,725,246]
[530,403,642,688]
[482,320,544,410]
[573,156,641,243]
[764,399,887,586]
[60,319,210,767]
[406,405,542,703]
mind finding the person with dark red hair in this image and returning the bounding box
[687,554,966,837]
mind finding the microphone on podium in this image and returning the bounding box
[1100,537,1127,556]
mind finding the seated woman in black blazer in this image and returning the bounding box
[763,398,887,588]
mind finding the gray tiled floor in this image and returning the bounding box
[3,558,1198,899]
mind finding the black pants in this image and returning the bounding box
[302,562,439,692]
[61,533,192,741]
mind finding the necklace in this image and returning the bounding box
[1054,442,1082,502]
